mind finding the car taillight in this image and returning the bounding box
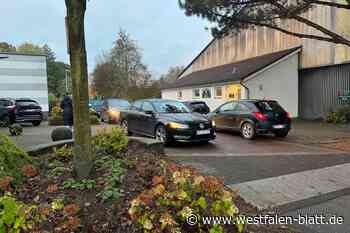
[253,112,268,122]
[287,112,292,119]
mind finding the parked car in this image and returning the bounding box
[120,99,216,144]
[183,101,210,114]
[100,98,130,123]
[89,99,103,118]
[0,98,43,126]
[207,100,291,139]
[0,99,11,127]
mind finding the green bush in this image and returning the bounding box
[90,115,100,125]
[92,127,128,154]
[129,163,244,233]
[0,134,32,186]
[0,195,41,233]
[326,105,350,124]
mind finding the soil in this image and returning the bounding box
[5,143,299,233]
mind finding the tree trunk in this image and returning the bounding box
[65,0,93,179]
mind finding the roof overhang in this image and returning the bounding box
[162,46,302,91]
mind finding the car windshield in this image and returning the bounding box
[108,99,130,109]
[16,100,39,106]
[90,100,103,111]
[256,101,285,113]
[153,101,190,113]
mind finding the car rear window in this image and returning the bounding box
[255,101,285,113]
[16,100,39,106]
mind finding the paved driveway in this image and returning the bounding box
[167,129,350,233]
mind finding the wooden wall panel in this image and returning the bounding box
[181,4,350,78]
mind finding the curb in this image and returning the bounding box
[26,137,164,156]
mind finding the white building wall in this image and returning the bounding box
[161,86,232,112]
[0,53,49,112]
[243,53,299,117]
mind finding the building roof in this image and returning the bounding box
[162,47,301,90]
[0,51,46,57]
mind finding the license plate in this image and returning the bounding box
[273,125,285,129]
[197,129,211,135]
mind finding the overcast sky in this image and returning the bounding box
[0,0,212,78]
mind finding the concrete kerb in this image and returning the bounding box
[26,137,164,156]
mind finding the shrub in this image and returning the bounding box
[326,105,350,124]
[0,134,32,186]
[53,145,73,162]
[92,127,128,154]
[49,106,64,126]
[48,117,65,126]
[51,106,63,118]
[0,195,42,233]
[129,163,244,233]
[90,115,100,125]
[51,127,73,142]
[8,124,23,137]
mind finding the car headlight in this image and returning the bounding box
[211,120,216,127]
[168,122,189,129]
[109,110,120,117]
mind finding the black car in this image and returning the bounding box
[183,101,210,114]
[0,98,43,126]
[101,99,130,123]
[208,100,291,139]
[0,99,11,127]
[120,99,216,144]
[89,100,104,118]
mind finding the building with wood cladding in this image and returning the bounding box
[162,4,350,119]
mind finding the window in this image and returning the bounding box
[235,103,250,112]
[153,101,190,113]
[177,91,182,99]
[215,87,223,98]
[142,102,154,112]
[201,88,212,99]
[219,102,236,112]
[131,101,143,111]
[193,89,200,98]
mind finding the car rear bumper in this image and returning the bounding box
[167,128,216,142]
[15,115,42,122]
[255,122,291,134]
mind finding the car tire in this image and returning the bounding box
[241,122,256,140]
[121,119,132,136]
[275,130,289,138]
[0,115,10,127]
[155,124,171,145]
[32,121,41,126]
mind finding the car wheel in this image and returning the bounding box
[0,116,10,127]
[32,121,41,126]
[121,120,132,136]
[275,130,289,138]
[241,122,256,140]
[155,125,169,144]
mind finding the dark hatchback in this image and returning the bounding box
[120,99,216,144]
[183,101,210,114]
[208,100,291,139]
[0,98,43,126]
